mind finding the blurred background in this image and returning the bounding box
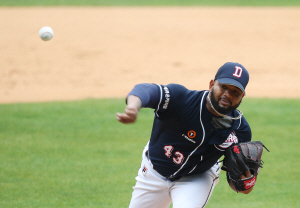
[0,1,300,103]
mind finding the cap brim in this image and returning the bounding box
[217,78,245,93]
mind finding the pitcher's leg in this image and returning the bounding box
[129,151,172,208]
[171,163,220,208]
[129,183,171,208]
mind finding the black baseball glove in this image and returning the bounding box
[221,141,269,192]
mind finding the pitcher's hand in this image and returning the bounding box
[116,95,142,124]
[117,106,139,124]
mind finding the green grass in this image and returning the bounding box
[1,0,300,6]
[0,99,153,208]
[0,98,299,207]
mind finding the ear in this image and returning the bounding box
[239,93,245,103]
[209,80,215,91]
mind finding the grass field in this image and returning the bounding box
[1,0,300,6]
[0,98,299,207]
[0,99,152,207]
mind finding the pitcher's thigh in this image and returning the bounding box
[170,173,218,208]
[129,182,171,208]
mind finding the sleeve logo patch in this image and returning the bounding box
[163,86,170,109]
[218,132,238,149]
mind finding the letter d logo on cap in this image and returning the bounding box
[233,66,243,78]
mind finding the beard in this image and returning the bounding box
[210,88,241,115]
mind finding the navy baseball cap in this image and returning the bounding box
[214,62,249,93]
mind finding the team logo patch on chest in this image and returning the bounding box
[182,130,196,143]
[218,132,238,149]
[188,130,196,138]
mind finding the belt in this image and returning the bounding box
[145,150,149,160]
[168,175,182,182]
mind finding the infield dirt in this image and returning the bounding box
[1,7,299,103]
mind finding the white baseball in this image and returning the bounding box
[39,26,54,41]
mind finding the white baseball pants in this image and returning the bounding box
[129,147,220,208]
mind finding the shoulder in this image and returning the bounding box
[161,83,188,94]
[165,84,207,105]
[154,84,205,118]
[156,83,189,104]
[235,115,252,142]
[164,84,206,98]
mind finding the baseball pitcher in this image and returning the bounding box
[117,62,268,208]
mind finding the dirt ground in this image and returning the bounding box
[0,7,299,104]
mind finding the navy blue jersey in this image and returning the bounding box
[129,83,251,180]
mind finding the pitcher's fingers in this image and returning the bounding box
[239,170,252,180]
[245,170,252,178]
[116,113,135,123]
[124,107,138,117]
[116,113,128,123]
[239,174,246,179]
[124,108,138,121]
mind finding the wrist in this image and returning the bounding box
[127,95,142,111]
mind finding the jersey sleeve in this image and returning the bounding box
[127,83,188,119]
[127,83,160,108]
[154,84,188,119]
[235,116,252,143]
